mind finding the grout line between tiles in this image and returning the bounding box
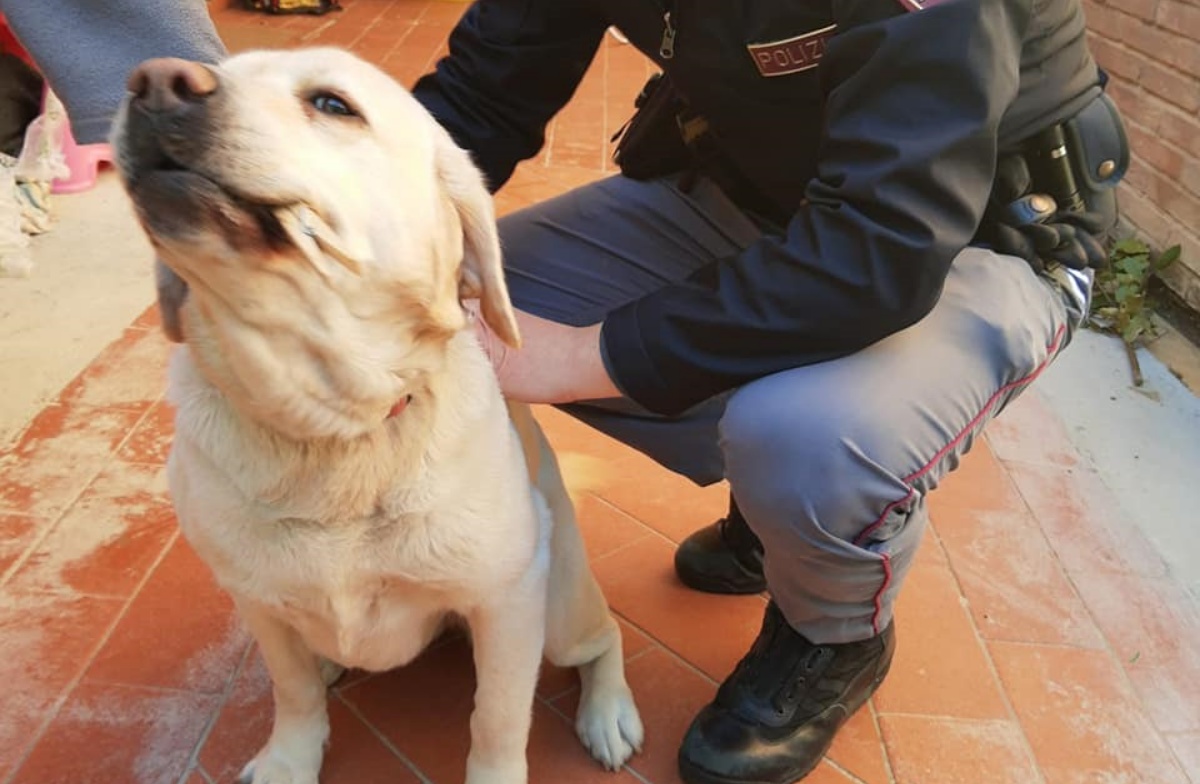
[354,0,410,61]
[66,675,238,700]
[586,500,685,555]
[109,392,168,459]
[539,685,581,705]
[622,646,658,667]
[623,767,654,784]
[1,528,182,784]
[974,636,1124,653]
[994,599,1197,778]
[334,691,437,784]
[586,532,656,566]
[927,523,1049,784]
[589,492,701,549]
[536,692,652,783]
[536,639,658,706]
[333,628,466,696]
[871,708,1043,723]
[180,641,257,784]
[995,453,1170,580]
[298,18,340,44]
[588,494,659,533]
[376,18,419,64]
[1,404,56,453]
[608,611,722,688]
[0,391,165,590]
[5,395,172,598]
[115,457,173,469]
[4,579,164,602]
[964,632,1107,653]
[865,698,897,784]
[824,756,872,784]
[994,448,1195,774]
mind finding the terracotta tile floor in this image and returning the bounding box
[2,2,1197,782]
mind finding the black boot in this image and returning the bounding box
[678,602,895,784]
[674,497,766,594]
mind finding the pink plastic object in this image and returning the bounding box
[50,119,112,195]
[1,14,112,194]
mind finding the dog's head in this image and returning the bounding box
[111,47,519,440]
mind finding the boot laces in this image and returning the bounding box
[725,605,834,720]
[718,514,763,569]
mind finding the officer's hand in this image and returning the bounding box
[464,300,622,405]
[988,210,1110,273]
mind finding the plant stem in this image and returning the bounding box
[1124,340,1144,387]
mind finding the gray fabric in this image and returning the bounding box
[501,173,1086,644]
[0,0,227,145]
[501,174,760,486]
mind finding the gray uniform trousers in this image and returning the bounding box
[500,172,1090,645]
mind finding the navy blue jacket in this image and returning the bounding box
[413,0,1103,415]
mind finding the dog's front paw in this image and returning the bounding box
[237,749,321,784]
[576,683,644,770]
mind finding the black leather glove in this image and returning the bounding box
[978,153,1109,273]
[985,209,1110,273]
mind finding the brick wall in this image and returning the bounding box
[1083,0,1200,309]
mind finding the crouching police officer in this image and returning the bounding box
[415,1,1128,782]
[3,0,1126,780]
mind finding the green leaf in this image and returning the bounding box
[1117,254,1149,278]
[1155,244,1181,271]
[1122,320,1146,344]
[1098,234,1179,347]
[1112,237,1148,257]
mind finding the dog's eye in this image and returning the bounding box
[309,91,358,119]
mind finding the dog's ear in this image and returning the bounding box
[155,259,188,343]
[433,130,521,349]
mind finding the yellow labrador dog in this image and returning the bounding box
[110,47,643,784]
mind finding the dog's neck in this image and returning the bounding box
[175,285,466,440]
[167,315,505,521]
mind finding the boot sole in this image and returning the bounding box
[677,664,891,784]
[676,569,767,595]
[678,753,821,784]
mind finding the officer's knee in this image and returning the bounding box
[719,378,852,506]
[718,373,906,545]
[719,379,841,473]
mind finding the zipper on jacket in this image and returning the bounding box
[658,0,677,59]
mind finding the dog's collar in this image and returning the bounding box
[386,395,413,419]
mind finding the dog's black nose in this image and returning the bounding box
[127,58,218,113]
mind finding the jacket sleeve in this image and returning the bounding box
[411,0,609,192]
[600,0,1032,416]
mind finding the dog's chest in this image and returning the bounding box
[245,512,513,671]
[276,561,449,671]
[167,364,539,672]
[177,460,540,672]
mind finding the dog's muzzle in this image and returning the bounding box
[116,58,300,254]
[120,58,221,180]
